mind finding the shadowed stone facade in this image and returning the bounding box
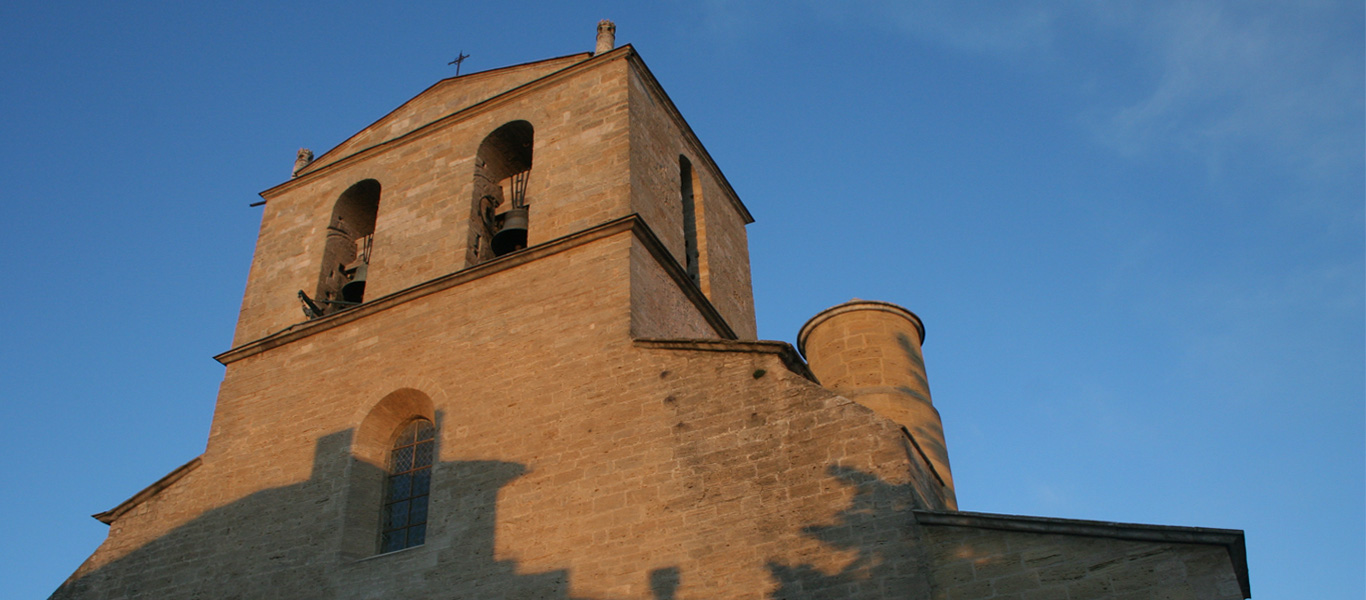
[52,25,1249,600]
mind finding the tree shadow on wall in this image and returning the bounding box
[52,430,677,600]
[766,466,928,599]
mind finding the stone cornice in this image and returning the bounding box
[628,214,739,340]
[633,338,815,381]
[215,214,737,365]
[797,300,925,357]
[93,456,203,525]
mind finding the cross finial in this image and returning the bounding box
[448,51,470,76]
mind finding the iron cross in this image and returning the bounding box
[448,51,470,76]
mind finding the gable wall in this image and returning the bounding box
[233,56,634,346]
[304,54,592,174]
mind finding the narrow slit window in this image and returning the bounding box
[379,418,435,553]
[680,156,700,285]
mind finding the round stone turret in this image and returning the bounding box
[798,299,955,503]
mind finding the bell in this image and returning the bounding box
[341,263,367,304]
[491,208,529,256]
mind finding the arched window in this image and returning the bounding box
[679,156,700,285]
[468,121,534,265]
[313,179,381,316]
[380,418,435,553]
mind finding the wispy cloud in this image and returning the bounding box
[787,1,1362,185]
[1086,2,1364,181]
[857,1,1056,55]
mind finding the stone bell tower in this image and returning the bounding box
[228,23,756,348]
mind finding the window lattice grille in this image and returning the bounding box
[380,419,435,553]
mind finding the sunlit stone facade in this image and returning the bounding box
[53,26,1249,600]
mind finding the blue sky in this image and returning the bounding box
[2,1,1361,598]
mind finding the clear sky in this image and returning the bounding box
[2,1,1361,598]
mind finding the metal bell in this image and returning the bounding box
[341,263,367,304]
[491,207,529,256]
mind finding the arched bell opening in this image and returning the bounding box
[468,121,534,265]
[312,179,381,316]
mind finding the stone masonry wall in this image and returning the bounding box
[629,236,721,339]
[56,232,945,599]
[921,524,1244,600]
[235,54,635,346]
[626,60,756,340]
